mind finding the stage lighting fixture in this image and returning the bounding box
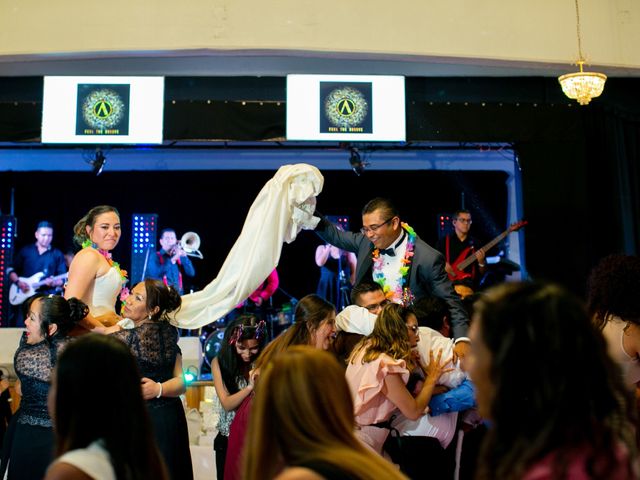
[91,149,107,176]
[131,213,158,284]
[349,148,368,176]
[0,216,16,327]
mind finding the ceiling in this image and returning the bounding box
[1,49,638,78]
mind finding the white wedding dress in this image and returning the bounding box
[89,267,122,317]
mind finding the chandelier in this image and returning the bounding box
[558,0,607,105]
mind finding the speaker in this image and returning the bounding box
[0,216,17,327]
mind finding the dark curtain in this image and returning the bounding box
[583,107,640,260]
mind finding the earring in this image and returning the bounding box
[148,314,152,320]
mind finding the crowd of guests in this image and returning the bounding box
[2,199,640,480]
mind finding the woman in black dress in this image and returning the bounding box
[110,279,193,480]
[315,240,356,310]
[0,294,87,480]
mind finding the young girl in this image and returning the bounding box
[224,294,336,480]
[346,303,450,455]
[211,315,268,479]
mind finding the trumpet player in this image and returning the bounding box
[145,228,196,295]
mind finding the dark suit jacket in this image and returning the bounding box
[316,217,469,338]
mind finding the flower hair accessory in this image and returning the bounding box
[229,325,244,345]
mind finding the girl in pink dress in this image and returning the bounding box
[345,303,451,454]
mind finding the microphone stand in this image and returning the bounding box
[140,244,154,283]
[337,252,351,311]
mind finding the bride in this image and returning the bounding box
[64,205,127,331]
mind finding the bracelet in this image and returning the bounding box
[478,263,486,267]
[156,382,163,399]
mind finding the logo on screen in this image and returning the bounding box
[320,82,372,134]
[76,84,130,136]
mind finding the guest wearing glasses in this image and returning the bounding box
[331,282,388,365]
[436,209,486,298]
[315,197,470,358]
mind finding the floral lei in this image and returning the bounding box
[82,239,129,312]
[372,222,416,306]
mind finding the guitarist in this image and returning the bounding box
[6,221,67,325]
[436,210,486,296]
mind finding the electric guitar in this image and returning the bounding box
[9,272,68,305]
[448,220,528,283]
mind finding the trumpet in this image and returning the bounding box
[178,231,204,259]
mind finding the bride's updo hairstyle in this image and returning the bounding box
[73,205,120,247]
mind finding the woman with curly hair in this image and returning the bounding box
[244,346,407,480]
[469,282,637,480]
[587,254,640,388]
[345,302,450,454]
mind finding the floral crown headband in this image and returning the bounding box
[229,320,267,345]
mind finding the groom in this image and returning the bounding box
[315,197,470,356]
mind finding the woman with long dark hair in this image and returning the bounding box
[469,282,638,480]
[0,294,86,480]
[45,334,167,480]
[211,315,268,479]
